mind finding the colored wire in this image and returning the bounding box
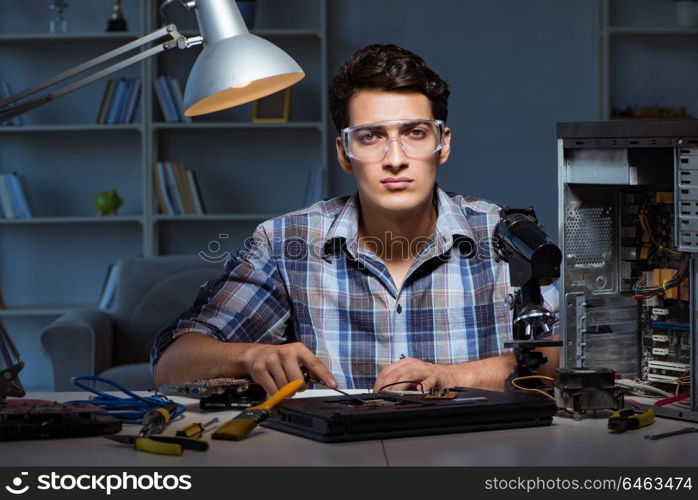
[632,201,686,302]
[632,254,689,301]
[655,392,690,407]
[378,380,425,393]
[511,375,556,401]
[638,202,682,257]
[616,378,674,398]
[66,375,187,425]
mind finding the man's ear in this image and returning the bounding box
[438,127,452,166]
[336,136,354,174]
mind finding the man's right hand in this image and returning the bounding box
[242,342,337,395]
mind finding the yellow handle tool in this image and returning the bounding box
[608,407,655,433]
[135,438,183,456]
[212,378,305,441]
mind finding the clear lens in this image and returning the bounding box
[344,120,443,162]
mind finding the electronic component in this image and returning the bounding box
[559,122,695,423]
[646,360,690,385]
[0,401,121,441]
[158,378,266,410]
[424,383,458,399]
[554,368,624,420]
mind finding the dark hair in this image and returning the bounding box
[329,44,450,132]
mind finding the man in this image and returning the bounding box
[151,44,558,394]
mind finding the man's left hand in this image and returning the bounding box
[373,357,455,393]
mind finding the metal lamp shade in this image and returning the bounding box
[183,33,305,116]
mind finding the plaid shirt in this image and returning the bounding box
[151,185,558,389]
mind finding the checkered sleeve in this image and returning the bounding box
[150,224,292,375]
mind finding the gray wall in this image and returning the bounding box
[326,0,600,241]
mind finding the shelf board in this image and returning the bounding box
[0,32,141,42]
[154,213,277,222]
[0,216,143,225]
[180,28,322,38]
[607,27,698,36]
[0,305,97,317]
[0,124,142,133]
[153,121,322,130]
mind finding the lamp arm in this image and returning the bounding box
[0,24,200,122]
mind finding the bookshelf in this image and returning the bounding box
[598,0,698,119]
[0,0,328,390]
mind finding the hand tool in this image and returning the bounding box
[105,434,209,455]
[608,407,655,433]
[138,402,179,436]
[176,417,219,438]
[212,378,304,441]
[644,427,698,441]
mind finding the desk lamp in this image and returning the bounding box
[0,0,305,121]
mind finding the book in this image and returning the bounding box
[187,169,206,215]
[116,79,134,124]
[123,78,141,123]
[6,173,31,218]
[10,172,32,218]
[174,163,196,215]
[4,174,24,218]
[98,262,120,310]
[106,78,127,125]
[168,76,191,122]
[153,78,175,122]
[0,175,15,218]
[114,78,133,123]
[96,79,116,124]
[163,161,185,214]
[153,162,173,215]
[158,75,180,123]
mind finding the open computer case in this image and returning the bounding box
[558,120,697,422]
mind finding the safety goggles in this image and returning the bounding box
[341,119,445,162]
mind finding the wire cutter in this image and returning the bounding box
[105,434,209,455]
[608,407,655,433]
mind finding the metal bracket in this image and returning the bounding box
[566,292,587,368]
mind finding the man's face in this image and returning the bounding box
[336,89,451,215]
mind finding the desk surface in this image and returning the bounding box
[6,391,698,467]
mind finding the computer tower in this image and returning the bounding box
[557,121,697,421]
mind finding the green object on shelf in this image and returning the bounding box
[95,189,124,216]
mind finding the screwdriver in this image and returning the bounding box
[176,417,219,439]
[138,403,180,437]
[644,427,698,441]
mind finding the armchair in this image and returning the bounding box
[40,255,223,391]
